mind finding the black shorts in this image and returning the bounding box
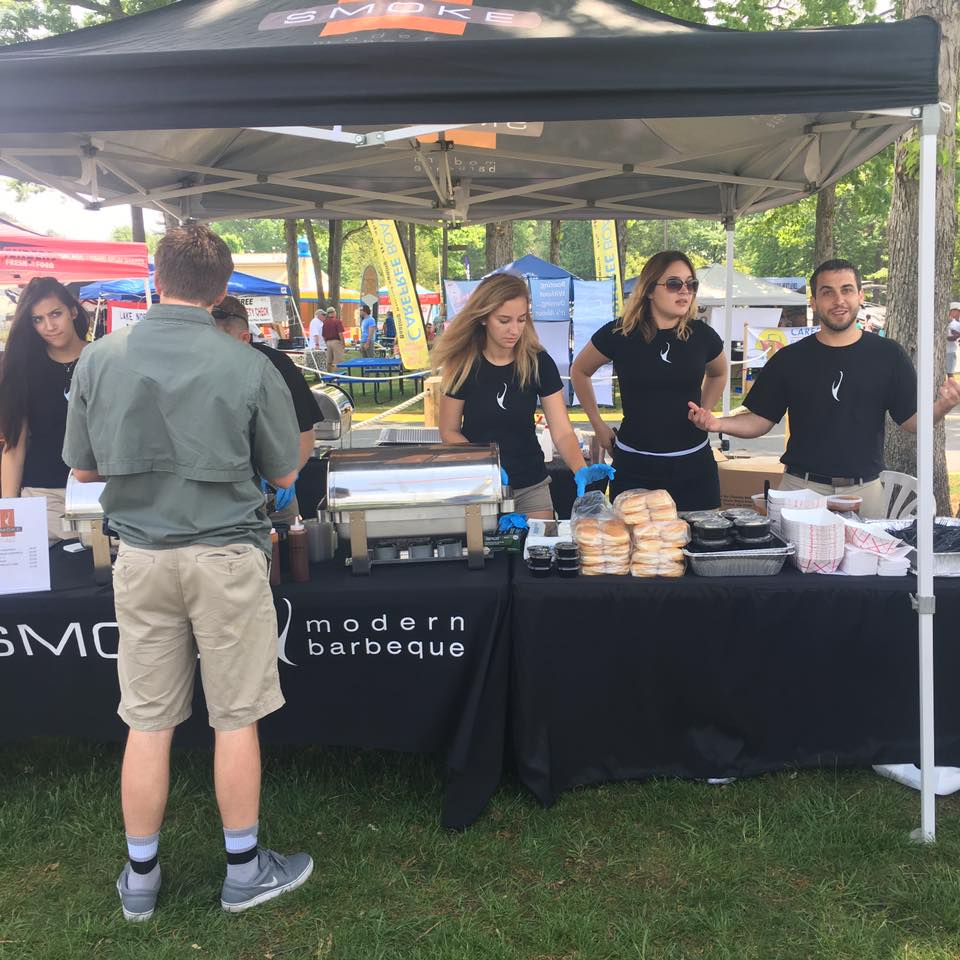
[609,441,720,511]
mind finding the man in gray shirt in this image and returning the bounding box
[64,225,312,920]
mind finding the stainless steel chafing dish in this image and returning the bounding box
[311,383,353,445]
[323,443,510,573]
[62,474,111,583]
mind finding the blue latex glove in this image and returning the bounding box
[500,466,510,487]
[575,463,616,497]
[498,512,529,533]
[260,476,297,512]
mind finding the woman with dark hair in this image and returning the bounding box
[0,276,90,539]
[433,273,597,520]
[571,251,727,510]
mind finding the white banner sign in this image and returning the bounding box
[745,324,819,368]
[107,302,147,333]
[238,296,274,323]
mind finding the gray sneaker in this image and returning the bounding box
[220,848,313,913]
[116,863,161,922]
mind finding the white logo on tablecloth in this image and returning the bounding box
[496,382,508,410]
[277,598,295,666]
[660,343,672,363]
[831,370,844,402]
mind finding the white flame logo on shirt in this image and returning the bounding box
[831,370,844,402]
[660,343,672,364]
[496,382,508,410]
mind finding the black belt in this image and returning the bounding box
[785,467,878,487]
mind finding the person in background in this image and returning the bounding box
[425,320,437,345]
[63,225,311,921]
[381,310,397,353]
[322,306,345,370]
[433,273,605,520]
[306,307,327,374]
[213,296,321,522]
[359,304,377,358]
[571,251,727,510]
[946,301,960,377]
[688,258,960,517]
[0,276,89,542]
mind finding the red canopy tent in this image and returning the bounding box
[0,223,149,284]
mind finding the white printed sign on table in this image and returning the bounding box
[0,497,51,595]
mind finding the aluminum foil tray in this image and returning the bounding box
[683,534,795,577]
[377,427,441,445]
[873,517,960,577]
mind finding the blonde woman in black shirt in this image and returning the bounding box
[0,276,89,540]
[434,273,592,519]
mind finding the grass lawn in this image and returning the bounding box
[3,742,960,959]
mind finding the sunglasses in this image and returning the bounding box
[656,278,699,293]
[212,307,247,322]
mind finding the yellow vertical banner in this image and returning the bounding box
[367,220,430,370]
[591,219,623,317]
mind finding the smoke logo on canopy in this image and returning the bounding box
[260,1,541,37]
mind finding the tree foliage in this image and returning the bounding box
[0,0,172,44]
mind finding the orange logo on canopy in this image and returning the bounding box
[259,0,541,38]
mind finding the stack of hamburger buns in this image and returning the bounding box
[573,517,631,576]
[613,489,690,578]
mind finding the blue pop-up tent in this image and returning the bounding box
[486,254,578,281]
[80,265,289,301]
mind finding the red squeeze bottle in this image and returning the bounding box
[270,528,281,586]
[288,516,310,583]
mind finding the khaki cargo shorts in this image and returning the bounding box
[112,542,285,732]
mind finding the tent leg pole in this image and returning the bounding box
[912,103,940,845]
[721,221,735,443]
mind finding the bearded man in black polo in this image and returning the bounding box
[688,258,960,517]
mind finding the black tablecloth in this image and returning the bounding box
[0,545,511,828]
[511,564,960,806]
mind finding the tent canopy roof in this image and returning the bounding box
[0,1,938,226]
[0,227,149,283]
[489,254,578,279]
[79,266,290,301]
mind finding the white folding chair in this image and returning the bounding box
[879,470,921,519]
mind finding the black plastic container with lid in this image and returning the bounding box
[692,516,735,550]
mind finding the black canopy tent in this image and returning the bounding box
[0,0,947,839]
[0,0,939,225]
[0,0,938,132]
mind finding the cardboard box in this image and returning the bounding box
[717,455,784,509]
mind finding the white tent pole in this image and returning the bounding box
[914,102,940,845]
[721,219,735,430]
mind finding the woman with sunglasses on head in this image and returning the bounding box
[571,251,727,510]
[434,273,601,520]
[0,277,90,540]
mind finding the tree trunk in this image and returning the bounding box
[407,223,417,285]
[813,184,836,268]
[283,219,301,335]
[327,220,343,313]
[304,219,327,308]
[616,219,628,278]
[441,223,449,283]
[130,206,146,244]
[485,221,514,272]
[549,220,561,263]
[883,0,959,515]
